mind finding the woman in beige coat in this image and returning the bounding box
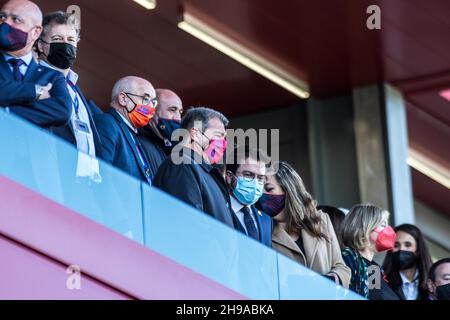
[256,161,350,288]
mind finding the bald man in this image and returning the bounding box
[94,76,157,184]
[138,88,183,180]
[0,0,72,128]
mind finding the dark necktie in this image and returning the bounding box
[8,58,25,81]
[241,206,259,241]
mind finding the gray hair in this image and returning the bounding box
[342,204,389,250]
[41,11,80,40]
[111,76,138,102]
[181,107,229,131]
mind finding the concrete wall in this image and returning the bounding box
[229,103,313,190]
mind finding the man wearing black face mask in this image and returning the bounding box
[138,89,183,180]
[36,11,102,159]
[427,258,450,300]
[0,0,71,128]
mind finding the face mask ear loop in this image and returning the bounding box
[124,93,138,113]
[35,38,48,58]
[199,131,212,150]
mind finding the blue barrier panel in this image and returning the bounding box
[277,253,364,300]
[0,110,366,300]
[142,184,279,300]
[0,110,144,243]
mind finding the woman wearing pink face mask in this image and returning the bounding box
[341,204,400,300]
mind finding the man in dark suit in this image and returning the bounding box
[138,88,183,180]
[0,0,71,128]
[225,145,272,247]
[153,107,235,229]
[94,76,157,184]
[36,11,102,158]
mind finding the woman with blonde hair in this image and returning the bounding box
[341,204,399,300]
[256,161,350,287]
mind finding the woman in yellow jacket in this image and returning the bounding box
[256,161,350,288]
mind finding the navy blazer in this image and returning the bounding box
[153,147,235,229]
[0,53,72,128]
[234,205,273,247]
[94,108,151,184]
[50,84,103,158]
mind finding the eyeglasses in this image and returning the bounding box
[238,171,266,185]
[124,92,158,108]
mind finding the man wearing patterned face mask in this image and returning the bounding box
[0,0,72,128]
[138,89,183,181]
[224,145,272,247]
[36,11,102,159]
[94,76,157,184]
[153,107,235,229]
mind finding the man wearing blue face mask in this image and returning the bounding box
[138,88,183,180]
[225,145,272,247]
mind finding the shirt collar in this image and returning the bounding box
[230,194,249,214]
[399,270,419,284]
[3,52,33,66]
[116,110,137,134]
[39,59,79,84]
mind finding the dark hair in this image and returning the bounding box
[383,224,433,292]
[226,145,269,175]
[41,11,80,40]
[428,258,450,282]
[181,107,229,132]
[317,205,346,249]
[272,161,328,241]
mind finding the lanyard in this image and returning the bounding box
[67,80,80,116]
[129,131,151,184]
[67,80,91,156]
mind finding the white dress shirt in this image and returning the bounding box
[39,60,101,182]
[400,270,419,300]
[40,60,96,157]
[2,53,34,112]
[230,195,258,235]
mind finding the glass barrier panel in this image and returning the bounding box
[142,184,279,300]
[0,110,144,243]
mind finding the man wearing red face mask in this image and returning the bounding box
[153,107,235,229]
[341,204,400,300]
[94,76,156,184]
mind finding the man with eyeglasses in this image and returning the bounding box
[224,145,272,246]
[153,107,235,228]
[94,76,157,184]
[36,11,102,159]
[0,0,71,128]
[138,88,183,181]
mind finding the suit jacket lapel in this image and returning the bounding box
[301,229,320,269]
[0,53,13,80]
[252,206,266,242]
[395,286,406,300]
[110,110,148,180]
